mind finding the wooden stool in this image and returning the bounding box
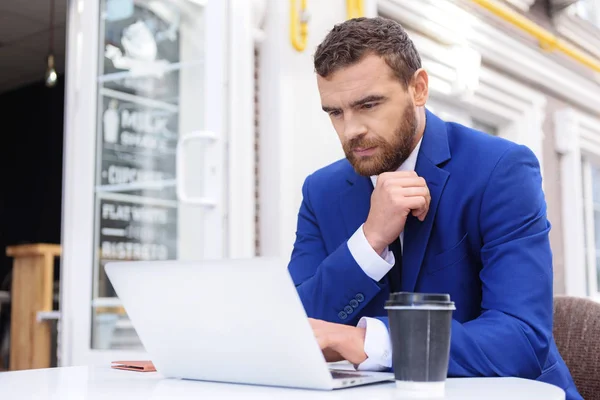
[6,244,61,371]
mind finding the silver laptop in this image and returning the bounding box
[104,258,393,390]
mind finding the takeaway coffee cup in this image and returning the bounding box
[385,292,455,398]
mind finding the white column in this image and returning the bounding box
[555,108,587,297]
[227,0,259,258]
[258,0,347,258]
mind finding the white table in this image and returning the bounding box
[0,366,565,399]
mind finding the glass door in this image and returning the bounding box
[60,0,227,366]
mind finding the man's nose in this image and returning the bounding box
[343,116,367,142]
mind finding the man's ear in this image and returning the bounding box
[411,69,429,107]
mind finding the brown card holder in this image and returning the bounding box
[111,360,156,372]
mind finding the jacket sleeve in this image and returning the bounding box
[287,174,384,325]
[378,144,553,379]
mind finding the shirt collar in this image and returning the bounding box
[370,137,423,187]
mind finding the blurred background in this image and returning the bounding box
[0,0,599,371]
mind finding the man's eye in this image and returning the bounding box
[362,103,377,109]
[329,110,342,117]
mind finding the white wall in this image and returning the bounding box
[258,0,377,259]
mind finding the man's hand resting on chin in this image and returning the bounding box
[309,318,367,365]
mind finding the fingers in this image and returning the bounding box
[396,195,427,211]
[322,347,344,363]
[410,196,430,221]
[309,319,368,365]
[378,170,417,184]
[396,186,428,197]
[382,178,430,221]
[380,176,426,190]
[412,208,428,222]
[391,188,430,221]
[398,186,431,213]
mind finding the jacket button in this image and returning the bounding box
[349,299,359,308]
[338,311,348,320]
[344,305,353,314]
[355,293,365,302]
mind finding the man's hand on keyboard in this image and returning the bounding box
[309,318,367,365]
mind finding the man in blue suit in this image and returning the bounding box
[288,17,581,399]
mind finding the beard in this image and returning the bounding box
[343,105,418,177]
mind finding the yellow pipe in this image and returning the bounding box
[290,0,308,52]
[471,0,600,73]
[347,0,364,19]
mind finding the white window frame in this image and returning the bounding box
[227,0,262,258]
[555,108,600,298]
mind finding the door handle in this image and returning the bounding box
[176,131,220,207]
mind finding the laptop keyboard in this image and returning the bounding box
[330,371,363,379]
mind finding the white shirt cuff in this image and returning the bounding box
[347,224,395,282]
[355,317,392,371]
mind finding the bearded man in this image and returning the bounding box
[287,16,581,400]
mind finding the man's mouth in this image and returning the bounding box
[353,146,377,156]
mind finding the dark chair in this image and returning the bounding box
[553,295,600,399]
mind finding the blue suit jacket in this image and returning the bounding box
[288,110,581,399]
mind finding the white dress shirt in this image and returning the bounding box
[347,138,423,371]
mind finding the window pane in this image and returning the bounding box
[594,182,600,294]
[595,211,600,251]
[596,256,600,295]
[592,165,600,202]
[583,159,594,296]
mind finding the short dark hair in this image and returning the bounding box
[314,17,422,88]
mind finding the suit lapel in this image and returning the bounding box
[402,109,451,292]
[340,174,373,237]
[402,157,449,292]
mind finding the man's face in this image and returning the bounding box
[317,54,418,176]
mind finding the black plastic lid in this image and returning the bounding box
[385,292,454,307]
